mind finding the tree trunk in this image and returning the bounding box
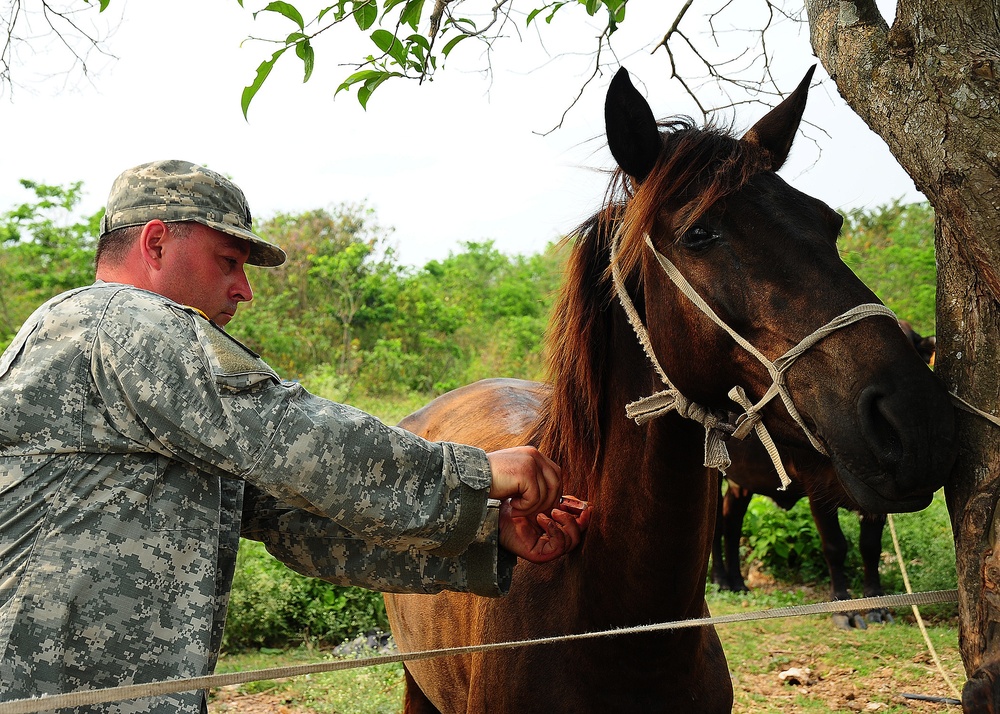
[805,0,1000,707]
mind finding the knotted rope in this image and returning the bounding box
[612,232,898,487]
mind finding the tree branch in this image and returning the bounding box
[1,0,115,96]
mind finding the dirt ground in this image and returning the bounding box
[210,675,962,714]
[211,686,311,714]
[723,569,963,712]
[729,660,961,712]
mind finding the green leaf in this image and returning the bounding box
[440,32,468,58]
[360,73,386,102]
[371,29,406,66]
[242,48,287,120]
[383,0,408,12]
[354,0,378,30]
[255,1,306,29]
[445,15,477,31]
[357,71,397,108]
[295,39,315,82]
[399,0,425,30]
[319,2,346,21]
[604,0,626,21]
[407,33,430,51]
[335,69,383,96]
[406,33,429,67]
[536,0,568,24]
[584,0,601,15]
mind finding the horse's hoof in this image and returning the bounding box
[850,613,868,629]
[864,608,893,625]
[832,613,852,630]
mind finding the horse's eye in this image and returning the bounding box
[680,225,719,251]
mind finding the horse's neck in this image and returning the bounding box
[574,402,718,623]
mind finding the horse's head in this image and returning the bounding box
[602,67,956,513]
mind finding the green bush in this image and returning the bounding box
[741,488,957,619]
[838,490,957,594]
[742,497,829,582]
[839,200,936,334]
[223,539,389,652]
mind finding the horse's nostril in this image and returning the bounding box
[858,386,904,470]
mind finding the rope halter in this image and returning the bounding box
[612,232,898,488]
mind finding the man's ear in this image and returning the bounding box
[139,220,169,270]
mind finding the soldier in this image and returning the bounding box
[0,159,589,712]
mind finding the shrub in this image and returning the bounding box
[223,539,389,652]
[742,497,829,582]
[741,488,957,621]
[838,490,957,595]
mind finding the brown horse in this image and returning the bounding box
[385,67,957,713]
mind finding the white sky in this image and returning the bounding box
[0,1,921,268]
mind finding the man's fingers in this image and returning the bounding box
[548,508,585,552]
[494,446,562,518]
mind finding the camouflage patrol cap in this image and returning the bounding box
[99,159,286,267]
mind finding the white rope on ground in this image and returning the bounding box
[0,589,958,714]
[887,513,963,701]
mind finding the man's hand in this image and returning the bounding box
[485,446,590,564]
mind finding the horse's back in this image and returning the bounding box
[398,378,546,449]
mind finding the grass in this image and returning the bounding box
[212,646,405,714]
[712,585,963,712]
[213,585,964,713]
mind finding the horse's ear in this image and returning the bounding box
[742,65,816,170]
[605,68,661,182]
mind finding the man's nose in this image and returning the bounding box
[233,269,253,303]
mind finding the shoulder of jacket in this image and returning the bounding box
[184,311,278,380]
[84,284,275,379]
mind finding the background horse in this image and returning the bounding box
[385,67,957,713]
[711,323,938,629]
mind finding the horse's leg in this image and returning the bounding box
[710,474,728,588]
[808,497,863,629]
[859,511,893,623]
[402,665,443,714]
[720,483,751,592]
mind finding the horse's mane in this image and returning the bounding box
[531,118,771,486]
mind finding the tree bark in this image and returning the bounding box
[805,0,1000,708]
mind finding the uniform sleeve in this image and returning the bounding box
[240,484,515,596]
[90,290,497,565]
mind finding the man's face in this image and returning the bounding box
[154,223,254,327]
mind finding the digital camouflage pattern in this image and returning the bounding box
[99,159,286,267]
[0,283,512,713]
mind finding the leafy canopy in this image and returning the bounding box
[237,0,626,113]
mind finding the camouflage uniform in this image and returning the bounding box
[0,281,512,713]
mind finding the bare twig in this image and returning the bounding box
[655,0,694,54]
[536,30,607,136]
[1,0,115,97]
